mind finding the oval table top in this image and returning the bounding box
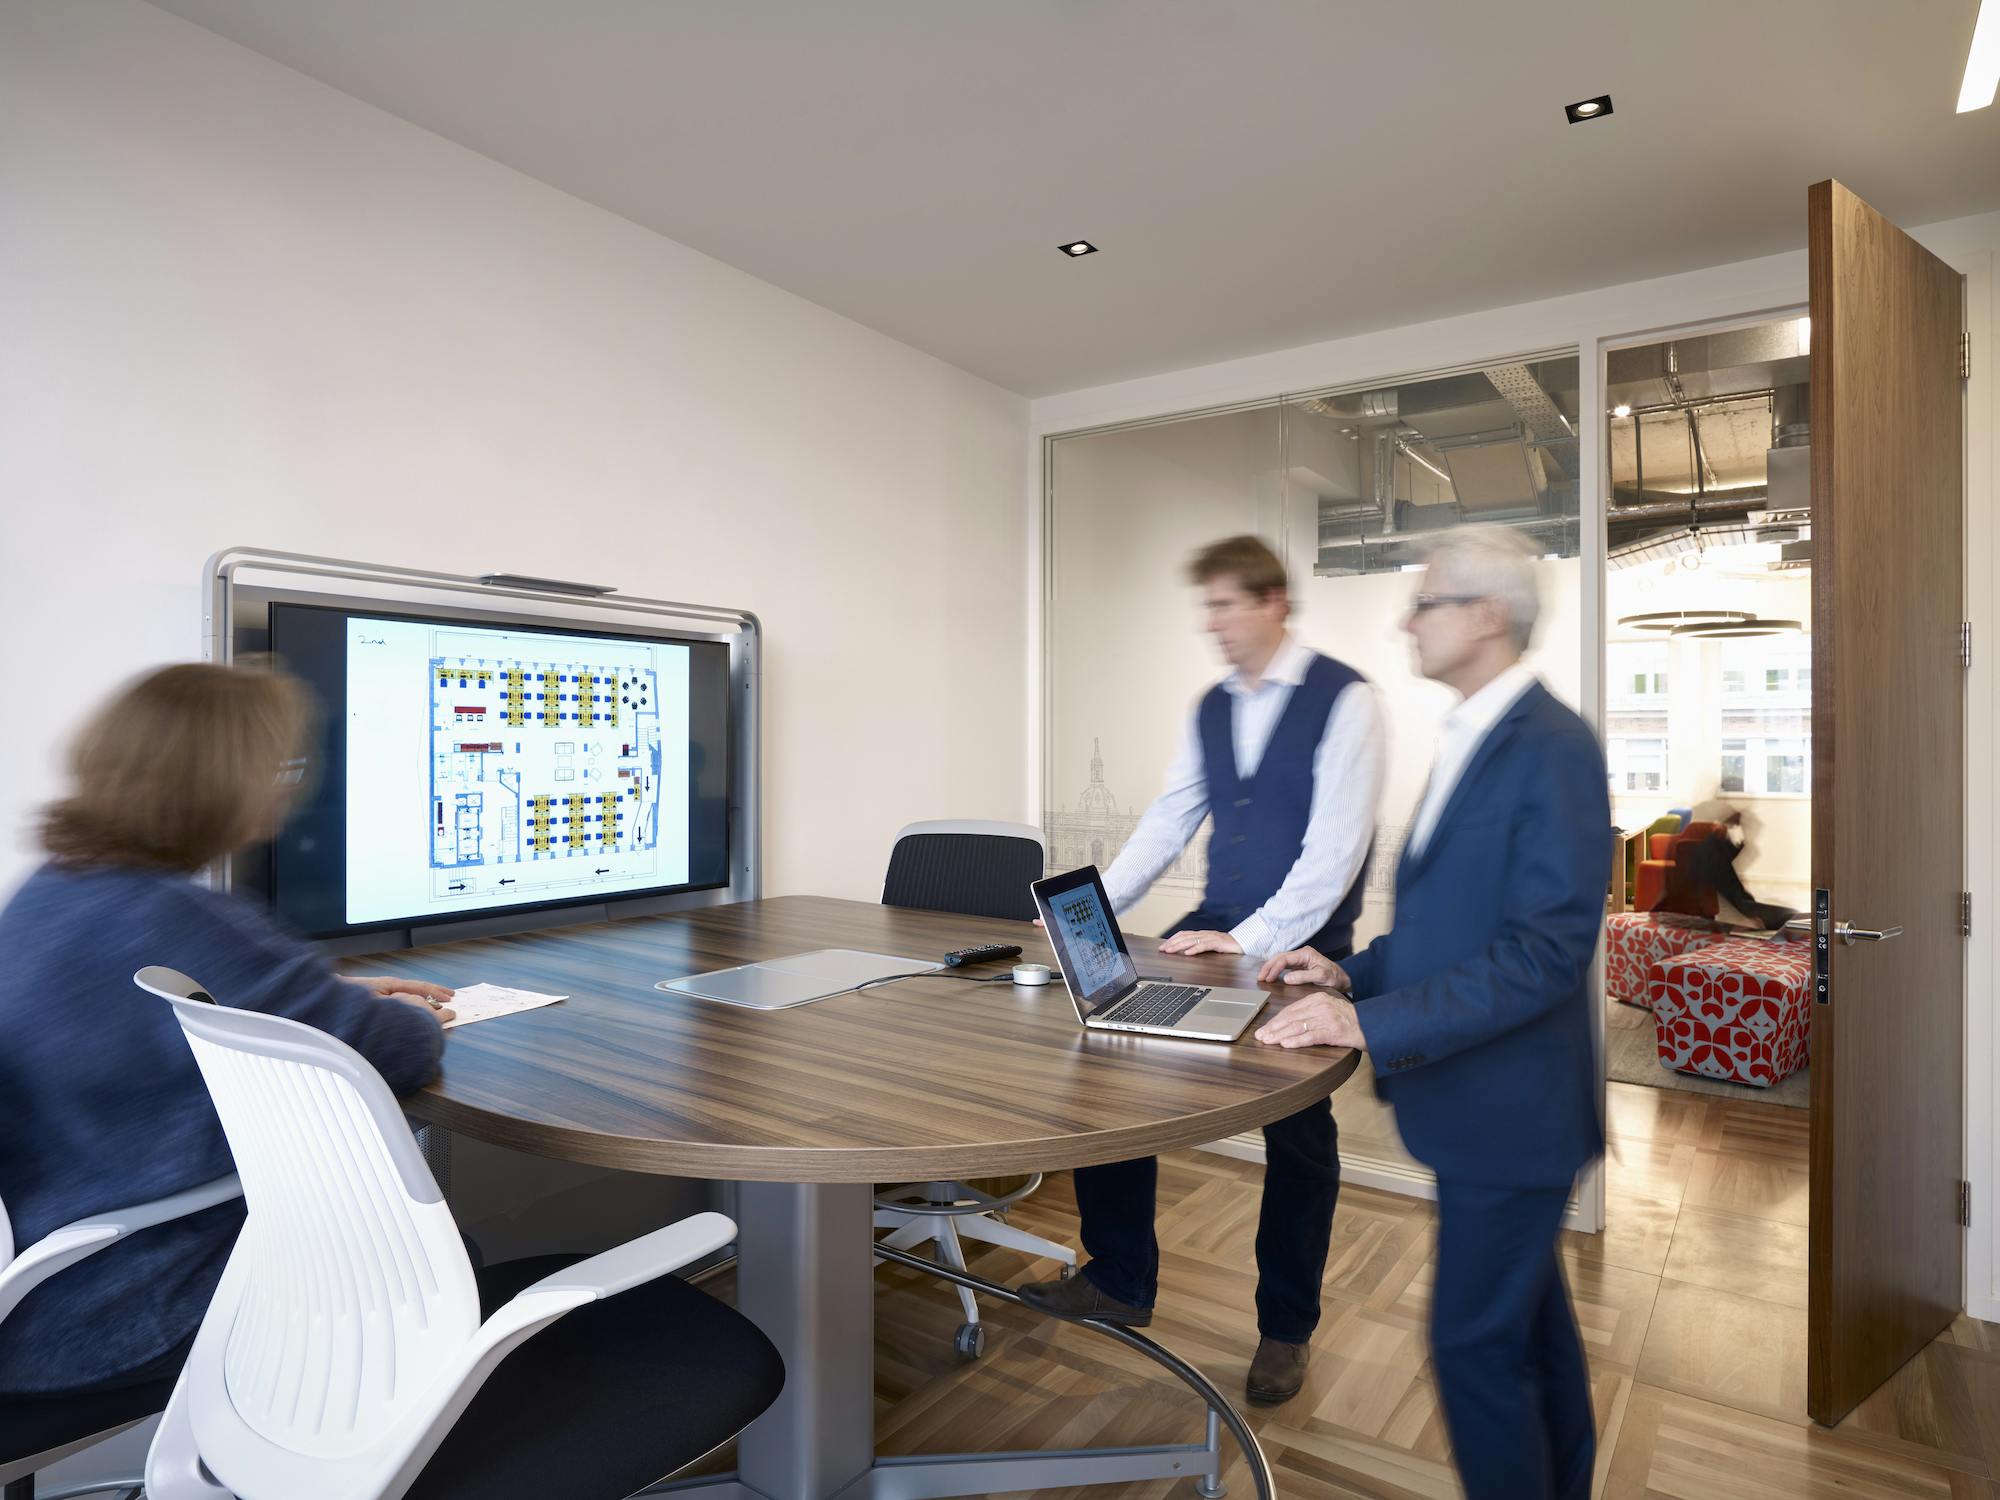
[342,895,1357,1182]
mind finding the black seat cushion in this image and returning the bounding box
[0,1368,176,1476]
[404,1255,784,1500]
[881,832,1044,922]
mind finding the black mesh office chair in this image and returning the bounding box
[874,820,1077,1359]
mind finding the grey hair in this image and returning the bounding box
[1423,526,1542,650]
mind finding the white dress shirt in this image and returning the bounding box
[1406,662,1539,860]
[1100,634,1386,960]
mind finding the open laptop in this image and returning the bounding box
[1031,865,1268,1042]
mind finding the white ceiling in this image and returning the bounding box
[149,0,2000,397]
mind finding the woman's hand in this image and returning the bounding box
[351,975,456,1024]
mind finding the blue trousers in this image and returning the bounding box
[1070,925,1345,1344]
[1430,1179,1595,1500]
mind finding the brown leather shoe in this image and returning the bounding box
[1246,1336,1309,1404]
[1017,1272,1153,1327]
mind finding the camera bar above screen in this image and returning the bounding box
[265,601,732,940]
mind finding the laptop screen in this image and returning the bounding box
[1032,866,1137,1016]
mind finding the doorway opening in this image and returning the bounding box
[1602,317,1814,1115]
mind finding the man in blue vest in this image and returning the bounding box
[1020,534,1384,1405]
[1254,526,1607,1499]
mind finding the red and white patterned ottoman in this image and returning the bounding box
[1648,937,1813,1088]
[1604,912,1729,1008]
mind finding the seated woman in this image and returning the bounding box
[0,661,452,1400]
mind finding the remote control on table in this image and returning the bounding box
[942,943,1023,967]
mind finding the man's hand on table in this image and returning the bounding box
[1256,946,1352,991]
[1158,929,1243,957]
[1254,992,1366,1051]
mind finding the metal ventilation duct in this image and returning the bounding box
[1312,362,1580,576]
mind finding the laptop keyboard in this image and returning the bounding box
[1103,983,1210,1028]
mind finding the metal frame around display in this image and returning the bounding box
[202,546,761,952]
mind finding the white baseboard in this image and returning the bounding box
[1197,1136,1591,1229]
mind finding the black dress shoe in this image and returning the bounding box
[1017,1273,1153,1327]
[1246,1336,1309,1404]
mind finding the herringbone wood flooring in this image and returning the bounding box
[695,1082,1999,1497]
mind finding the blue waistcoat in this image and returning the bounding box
[1194,652,1368,955]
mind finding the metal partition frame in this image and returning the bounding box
[204,546,760,954]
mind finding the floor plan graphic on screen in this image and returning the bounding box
[344,617,692,924]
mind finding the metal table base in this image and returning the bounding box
[650,1182,1267,1500]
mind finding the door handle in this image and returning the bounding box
[1781,916,1902,946]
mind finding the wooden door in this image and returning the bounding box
[1807,179,1965,1425]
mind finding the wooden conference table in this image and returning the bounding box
[348,895,1358,1500]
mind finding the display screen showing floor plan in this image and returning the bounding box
[343,616,694,925]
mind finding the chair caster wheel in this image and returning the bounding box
[954,1322,986,1360]
[1195,1477,1227,1498]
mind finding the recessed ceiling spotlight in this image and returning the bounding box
[1060,240,1099,258]
[1611,403,1633,418]
[1565,94,1614,123]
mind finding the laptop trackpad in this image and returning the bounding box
[1202,992,1267,1014]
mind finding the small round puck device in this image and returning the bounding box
[1011,962,1053,987]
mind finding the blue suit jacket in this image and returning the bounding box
[1343,681,1608,1189]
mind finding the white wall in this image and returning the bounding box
[1029,211,2000,1319]
[0,0,1029,907]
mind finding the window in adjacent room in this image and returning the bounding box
[1721,739,1747,794]
[1609,734,1668,793]
[1606,641,1670,794]
[1719,636,1812,796]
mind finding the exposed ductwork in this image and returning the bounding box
[1312,360,1582,575]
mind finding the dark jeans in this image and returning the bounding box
[1071,926,1347,1344]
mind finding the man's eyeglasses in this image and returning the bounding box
[1410,593,1484,614]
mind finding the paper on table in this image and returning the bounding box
[440,982,568,1029]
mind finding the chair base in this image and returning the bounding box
[641,1182,1257,1500]
[872,1182,1076,1356]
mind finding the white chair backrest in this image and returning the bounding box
[893,818,1046,850]
[134,967,478,1482]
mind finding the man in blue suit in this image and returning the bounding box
[1255,526,1608,1500]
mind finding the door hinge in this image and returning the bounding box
[1960,1180,1973,1228]
[1962,891,1973,937]
[1960,622,1972,668]
[1963,332,1974,381]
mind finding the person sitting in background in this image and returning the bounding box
[1651,802,1798,931]
[0,661,453,1401]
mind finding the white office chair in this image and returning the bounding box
[1,1164,240,1500]
[133,966,782,1500]
[875,819,1077,1358]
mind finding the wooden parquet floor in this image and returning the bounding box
[701,1082,2000,1497]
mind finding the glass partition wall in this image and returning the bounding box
[1044,352,1585,1192]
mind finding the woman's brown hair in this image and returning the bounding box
[39,661,317,873]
